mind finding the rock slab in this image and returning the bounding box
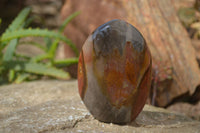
[0,80,200,133]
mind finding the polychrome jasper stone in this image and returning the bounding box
[78,19,152,124]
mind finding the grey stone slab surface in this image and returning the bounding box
[0,80,199,133]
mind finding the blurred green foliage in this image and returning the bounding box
[0,7,80,85]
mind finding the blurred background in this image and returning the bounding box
[0,0,200,121]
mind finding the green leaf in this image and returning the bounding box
[6,7,31,32]
[31,54,52,62]
[8,69,15,82]
[0,7,31,51]
[59,11,80,32]
[1,29,79,56]
[15,53,31,60]
[15,73,30,84]
[48,11,80,59]
[47,39,59,58]
[5,61,70,79]
[23,16,34,28]
[3,39,18,61]
[54,58,78,67]
[44,37,53,51]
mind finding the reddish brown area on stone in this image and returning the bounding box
[130,47,152,121]
[104,50,130,108]
[78,51,87,99]
[93,41,151,109]
[132,65,152,121]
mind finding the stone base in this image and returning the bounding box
[0,80,199,133]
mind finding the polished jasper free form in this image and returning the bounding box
[78,19,152,124]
